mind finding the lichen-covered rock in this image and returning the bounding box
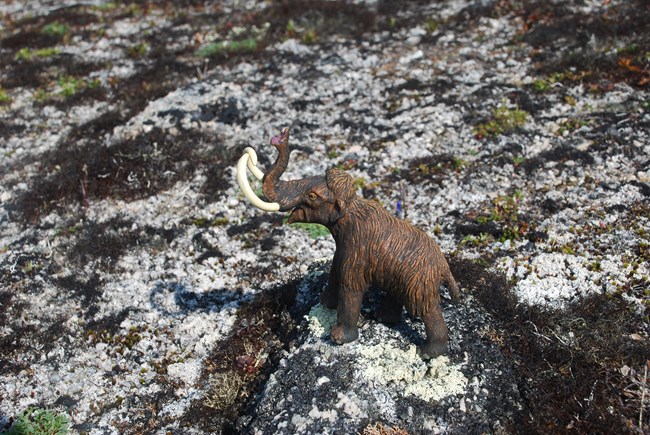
[239,263,521,433]
[0,0,648,433]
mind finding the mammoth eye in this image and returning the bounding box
[308,192,317,201]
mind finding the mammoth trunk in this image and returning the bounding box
[260,129,324,212]
[262,128,291,203]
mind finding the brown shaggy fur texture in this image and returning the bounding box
[320,169,459,359]
[258,131,460,359]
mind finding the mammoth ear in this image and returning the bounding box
[326,168,356,219]
[325,168,356,201]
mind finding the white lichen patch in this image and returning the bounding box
[358,343,468,402]
[305,303,337,338]
[305,305,467,402]
[498,251,648,308]
[335,392,367,418]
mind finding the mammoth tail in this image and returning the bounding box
[444,267,461,303]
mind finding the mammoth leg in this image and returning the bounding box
[418,304,449,360]
[330,288,363,345]
[375,293,403,325]
[320,266,340,309]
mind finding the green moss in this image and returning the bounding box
[42,21,70,37]
[86,325,147,355]
[460,233,495,248]
[533,70,588,93]
[92,2,117,11]
[56,76,100,97]
[6,407,69,435]
[475,190,530,242]
[291,222,331,239]
[474,102,528,138]
[195,38,258,57]
[547,239,577,255]
[15,47,60,61]
[533,79,551,92]
[58,76,84,97]
[0,86,10,105]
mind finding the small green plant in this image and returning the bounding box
[424,18,438,34]
[414,156,467,176]
[476,190,530,242]
[533,78,551,92]
[283,19,317,43]
[0,86,10,105]
[23,260,35,273]
[512,155,526,165]
[15,47,60,61]
[353,177,367,190]
[533,70,587,93]
[302,28,318,44]
[125,3,143,16]
[285,19,297,36]
[42,21,69,37]
[195,38,257,57]
[557,116,591,136]
[126,42,149,58]
[86,325,147,355]
[56,76,100,97]
[7,407,69,435]
[452,157,468,171]
[33,88,52,102]
[58,76,84,97]
[474,102,528,139]
[547,239,576,255]
[92,2,117,12]
[290,222,330,239]
[460,232,495,248]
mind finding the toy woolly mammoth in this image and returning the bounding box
[236,129,461,359]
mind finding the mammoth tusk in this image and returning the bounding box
[244,147,264,181]
[237,147,280,212]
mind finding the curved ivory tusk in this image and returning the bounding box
[236,148,280,212]
[244,147,265,180]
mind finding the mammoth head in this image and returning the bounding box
[236,129,357,227]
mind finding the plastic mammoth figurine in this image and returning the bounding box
[236,128,460,359]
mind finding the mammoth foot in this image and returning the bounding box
[330,324,359,345]
[418,340,448,361]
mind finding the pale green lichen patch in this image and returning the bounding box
[305,303,467,402]
[359,343,468,402]
[305,303,337,338]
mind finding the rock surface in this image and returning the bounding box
[0,0,649,433]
